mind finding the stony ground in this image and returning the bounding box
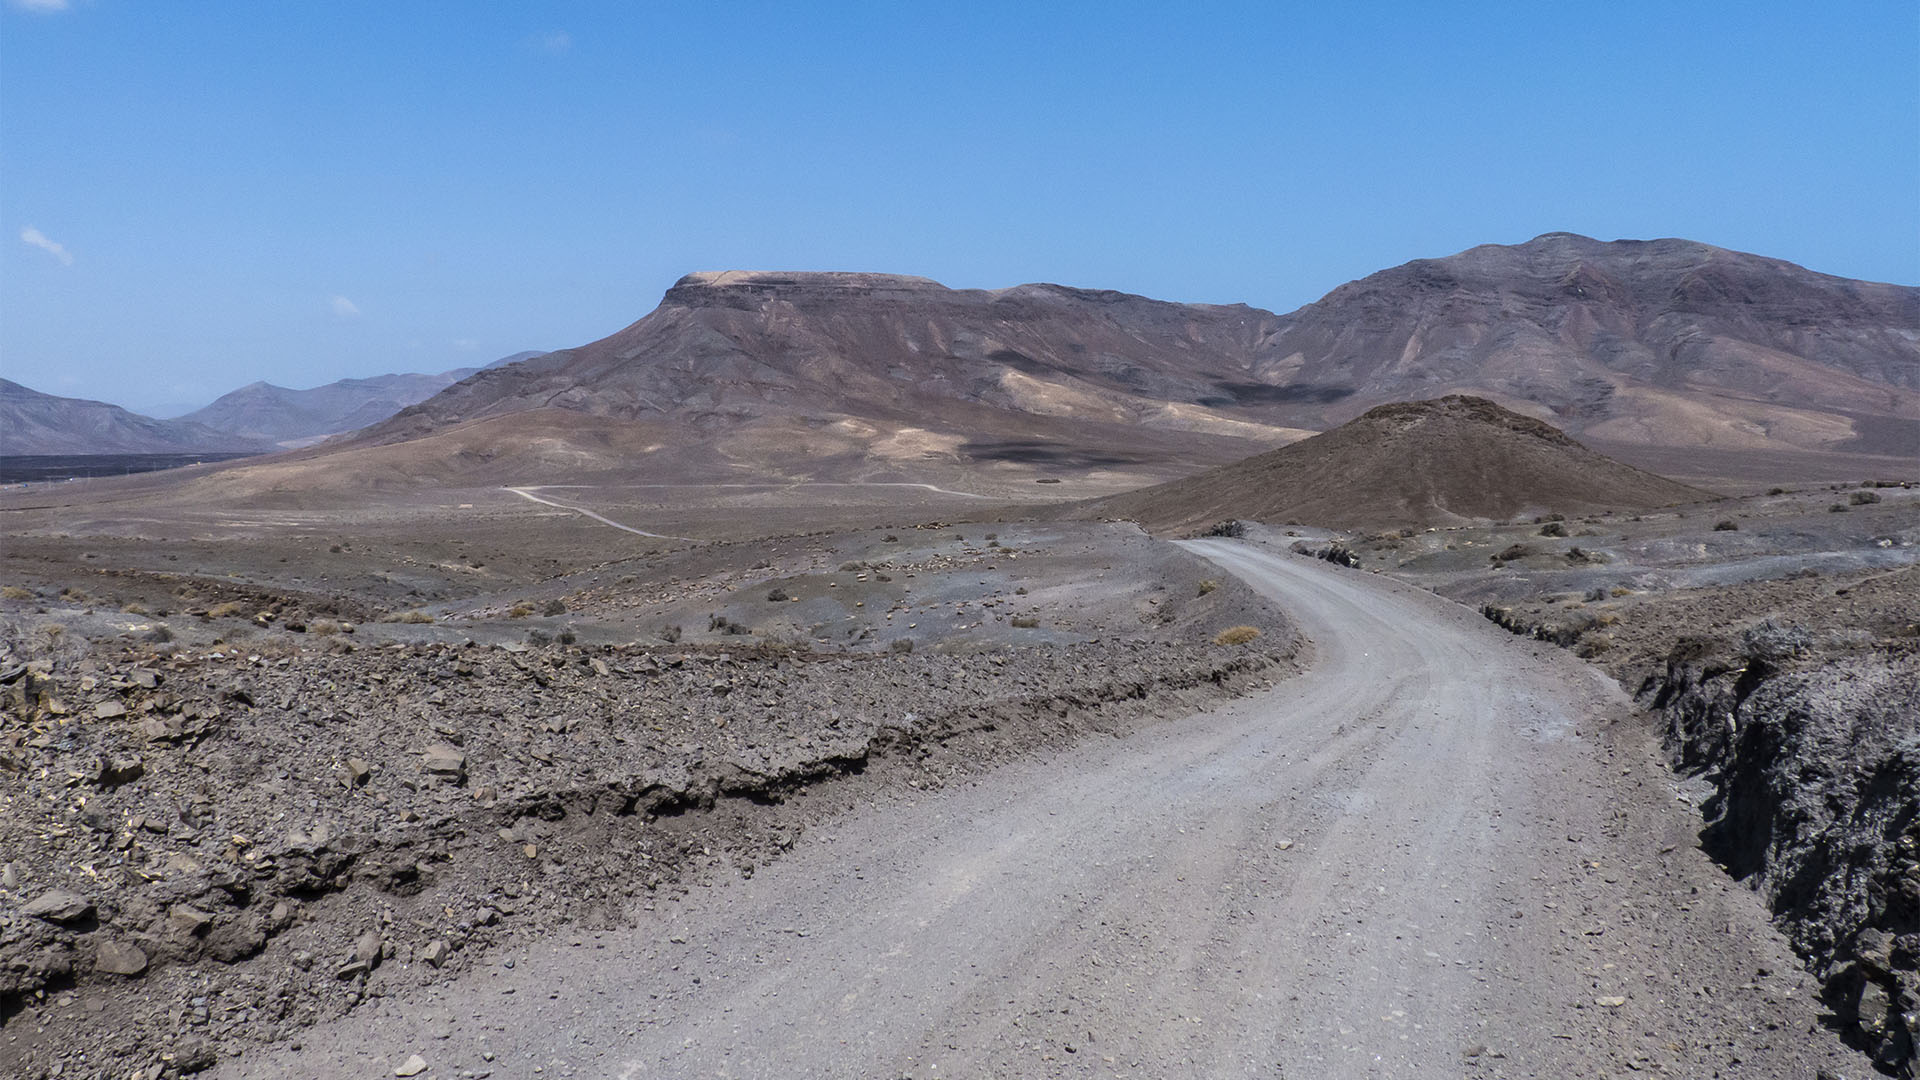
[0,501,1298,1080]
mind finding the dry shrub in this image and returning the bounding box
[121,602,150,615]
[381,610,434,624]
[309,619,341,636]
[1010,616,1039,628]
[1213,625,1261,646]
[1196,579,1219,597]
[1713,520,1738,531]
[207,601,247,619]
[1,586,33,601]
[508,603,535,619]
[1850,490,1882,505]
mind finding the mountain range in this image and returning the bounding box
[0,379,273,456]
[333,233,1915,487]
[178,352,547,447]
[12,235,1916,489]
[1,353,547,457]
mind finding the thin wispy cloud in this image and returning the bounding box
[20,225,74,266]
[5,0,72,13]
[329,294,361,318]
[532,30,571,55]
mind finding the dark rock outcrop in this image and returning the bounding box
[1643,642,1920,1073]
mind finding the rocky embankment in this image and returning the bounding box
[0,627,1295,1078]
[1479,560,1920,1074]
[1642,637,1920,1074]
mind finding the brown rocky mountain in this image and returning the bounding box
[1245,232,1917,477]
[128,235,1913,497]
[339,236,1914,487]
[347,271,1307,486]
[0,379,273,456]
[1077,396,1715,532]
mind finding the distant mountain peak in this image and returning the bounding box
[0,378,274,456]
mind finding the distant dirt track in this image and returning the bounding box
[502,486,690,539]
[221,541,1857,1079]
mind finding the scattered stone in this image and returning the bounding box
[346,757,372,786]
[97,755,144,786]
[130,668,161,689]
[421,939,452,967]
[23,888,93,924]
[354,929,385,965]
[169,904,214,935]
[422,743,467,782]
[1595,995,1627,1007]
[95,938,149,976]
[395,1054,429,1077]
[93,700,128,720]
[165,1038,217,1074]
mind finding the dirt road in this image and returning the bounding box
[220,541,1858,1079]
[503,487,690,539]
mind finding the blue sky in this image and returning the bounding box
[3,2,1915,414]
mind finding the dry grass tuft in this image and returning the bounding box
[1213,625,1261,646]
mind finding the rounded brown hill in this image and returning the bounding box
[1078,395,1716,532]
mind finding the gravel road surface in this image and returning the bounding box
[220,541,1860,1079]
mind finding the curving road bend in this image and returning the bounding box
[223,540,1855,1079]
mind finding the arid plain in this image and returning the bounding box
[3,235,1917,1079]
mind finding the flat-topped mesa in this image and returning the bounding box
[663,270,954,310]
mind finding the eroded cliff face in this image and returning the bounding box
[1644,640,1920,1074]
